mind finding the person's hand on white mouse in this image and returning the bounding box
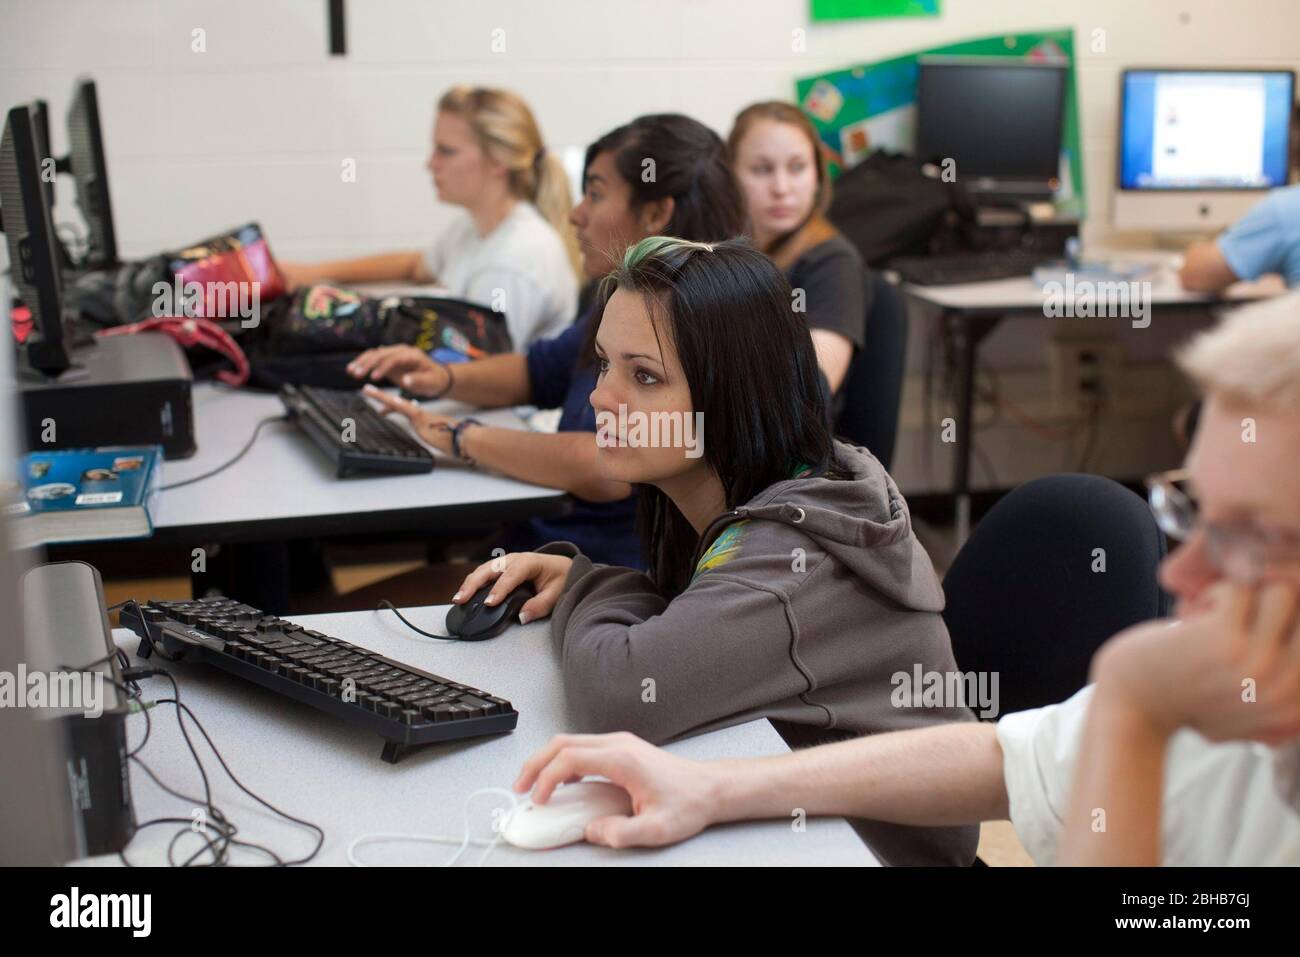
[452,552,573,625]
[514,732,721,848]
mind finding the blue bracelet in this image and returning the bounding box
[450,417,483,464]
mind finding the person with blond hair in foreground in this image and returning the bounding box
[513,292,1300,865]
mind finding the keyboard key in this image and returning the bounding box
[424,703,456,722]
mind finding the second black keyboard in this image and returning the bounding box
[120,596,517,762]
[279,383,435,477]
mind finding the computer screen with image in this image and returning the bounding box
[1119,69,1294,191]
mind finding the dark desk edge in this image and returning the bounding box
[43,492,572,550]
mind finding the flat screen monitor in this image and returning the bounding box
[1114,69,1296,232]
[916,57,1067,199]
[1,104,69,375]
[30,99,56,212]
[66,77,118,269]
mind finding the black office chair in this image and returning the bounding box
[835,272,908,472]
[942,474,1171,718]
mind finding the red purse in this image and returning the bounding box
[97,315,251,387]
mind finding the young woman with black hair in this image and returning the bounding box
[340,114,745,588]
[449,236,978,866]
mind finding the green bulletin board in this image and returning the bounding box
[794,28,1085,213]
[811,0,941,21]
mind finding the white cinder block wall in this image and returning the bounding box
[2,0,1297,264]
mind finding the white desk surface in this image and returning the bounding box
[900,251,1284,312]
[79,607,878,867]
[153,383,567,538]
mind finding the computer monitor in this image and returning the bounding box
[1,104,70,376]
[915,57,1067,201]
[66,78,118,269]
[30,99,56,212]
[1114,68,1296,232]
[30,98,78,273]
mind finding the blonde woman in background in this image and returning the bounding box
[281,86,580,346]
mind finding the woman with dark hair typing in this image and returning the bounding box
[449,236,978,866]
[347,114,746,578]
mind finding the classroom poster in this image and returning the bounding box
[794,28,1085,211]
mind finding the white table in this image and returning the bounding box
[898,251,1240,315]
[78,606,878,867]
[152,382,569,544]
[897,255,1281,543]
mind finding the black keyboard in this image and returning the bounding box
[279,383,435,477]
[120,597,517,762]
[889,251,1050,286]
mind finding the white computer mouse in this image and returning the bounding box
[502,780,633,850]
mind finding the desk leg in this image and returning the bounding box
[946,312,1002,547]
[191,541,292,614]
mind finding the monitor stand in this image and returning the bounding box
[16,357,91,386]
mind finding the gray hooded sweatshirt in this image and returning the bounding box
[539,441,979,865]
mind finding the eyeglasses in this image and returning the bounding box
[1145,469,1300,583]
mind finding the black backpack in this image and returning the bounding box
[240,286,513,391]
[827,149,976,268]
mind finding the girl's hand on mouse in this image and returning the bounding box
[513,732,722,849]
[453,552,573,625]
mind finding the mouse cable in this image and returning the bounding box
[113,663,325,866]
[124,667,260,866]
[158,413,289,492]
[347,786,518,867]
[110,666,238,866]
[59,644,136,693]
[376,599,455,640]
[145,672,325,866]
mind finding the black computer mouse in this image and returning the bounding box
[444,581,537,641]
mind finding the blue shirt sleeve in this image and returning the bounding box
[525,314,588,411]
[1217,192,1288,282]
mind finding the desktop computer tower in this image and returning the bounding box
[17,561,136,859]
[17,330,196,459]
[968,206,1080,258]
